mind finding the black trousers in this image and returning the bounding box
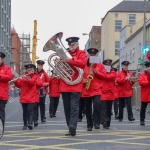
[114,98,119,116]
[0,100,7,124]
[84,97,93,128]
[61,92,80,129]
[33,102,39,123]
[49,97,60,115]
[118,97,134,120]
[78,98,86,119]
[22,103,34,126]
[92,95,101,126]
[101,100,113,127]
[39,95,46,119]
[140,102,149,121]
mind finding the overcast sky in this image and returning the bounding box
[11,0,122,70]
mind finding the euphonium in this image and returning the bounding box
[43,32,83,85]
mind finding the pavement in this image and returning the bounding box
[0,96,150,150]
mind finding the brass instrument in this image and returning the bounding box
[85,64,94,90]
[43,32,83,85]
[9,72,34,83]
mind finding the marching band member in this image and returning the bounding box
[60,37,87,136]
[36,60,49,123]
[115,61,135,122]
[0,52,13,124]
[78,98,86,122]
[14,64,37,130]
[48,70,60,118]
[101,59,117,129]
[33,69,44,127]
[84,48,106,131]
[138,61,150,126]
[113,67,120,119]
[80,58,92,131]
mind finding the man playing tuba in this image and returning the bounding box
[60,37,87,136]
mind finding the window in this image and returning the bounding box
[129,14,136,25]
[115,41,120,55]
[115,20,122,31]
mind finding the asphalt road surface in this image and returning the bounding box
[0,95,150,150]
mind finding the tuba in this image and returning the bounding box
[43,32,83,85]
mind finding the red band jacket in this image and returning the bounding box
[101,70,117,101]
[59,47,87,92]
[36,70,49,95]
[0,63,13,100]
[14,73,38,103]
[81,63,106,97]
[115,69,134,98]
[34,76,44,103]
[49,76,60,97]
[138,72,150,102]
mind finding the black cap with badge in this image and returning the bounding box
[121,61,130,66]
[36,60,45,65]
[66,37,79,46]
[87,48,99,55]
[103,59,112,66]
[24,64,36,70]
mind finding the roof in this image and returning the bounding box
[125,19,150,43]
[110,0,150,13]
[102,0,150,23]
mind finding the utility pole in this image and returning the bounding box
[143,0,147,47]
[32,20,37,64]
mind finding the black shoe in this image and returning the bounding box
[50,114,53,118]
[140,121,145,126]
[41,118,46,123]
[53,114,56,117]
[87,127,92,131]
[22,125,27,130]
[83,113,86,118]
[103,122,109,129]
[28,124,33,130]
[34,122,38,127]
[78,119,82,122]
[129,118,135,121]
[69,126,76,136]
[115,115,119,119]
[119,119,123,122]
[65,132,71,136]
[94,125,100,129]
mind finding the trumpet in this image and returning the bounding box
[9,72,34,83]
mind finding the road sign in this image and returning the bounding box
[141,46,150,55]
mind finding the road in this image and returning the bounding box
[0,96,150,150]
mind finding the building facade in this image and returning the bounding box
[84,26,101,52]
[101,0,150,66]
[0,0,11,65]
[120,19,150,71]
[11,28,21,75]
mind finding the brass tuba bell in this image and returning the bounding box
[43,32,83,85]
